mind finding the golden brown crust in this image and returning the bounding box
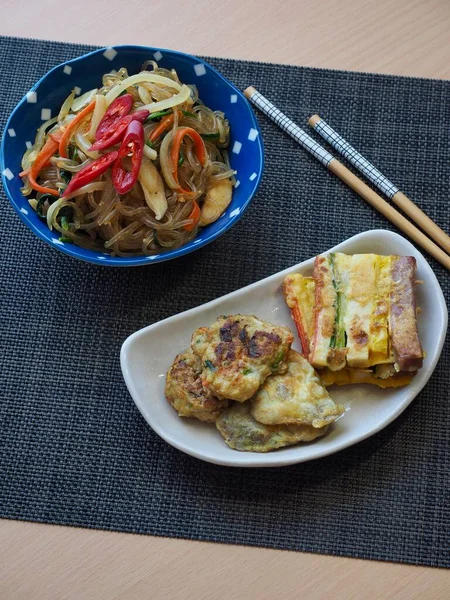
[165,349,228,422]
[389,256,423,371]
[283,274,315,355]
[251,350,344,428]
[319,367,414,388]
[309,256,337,368]
[191,315,294,402]
[216,401,329,452]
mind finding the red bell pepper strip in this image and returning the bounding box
[89,115,133,152]
[20,129,63,197]
[95,94,133,140]
[63,151,118,196]
[183,200,201,231]
[111,120,144,195]
[170,127,207,195]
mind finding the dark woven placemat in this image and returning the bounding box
[1,36,449,568]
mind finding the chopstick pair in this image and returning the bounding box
[244,86,450,271]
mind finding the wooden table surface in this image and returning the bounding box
[1,1,449,598]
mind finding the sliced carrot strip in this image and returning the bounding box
[59,100,96,158]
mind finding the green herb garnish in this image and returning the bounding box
[59,169,71,184]
[271,351,285,371]
[59,236,73,243]
[61,216,70,231]
[329,253,347,349]
[200,132,220,140]
[243,368,252,375]
[146,140,155,149]
[59,206,73,220]
[145,109,172,122]
[68,146,78,162]
[204,360,216,371]
[178,152,184,167]
[36,194,56,219]
[182,110,197,118]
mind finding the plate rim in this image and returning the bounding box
[120,229,448,467]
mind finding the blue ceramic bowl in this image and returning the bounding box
[1,45,264,266]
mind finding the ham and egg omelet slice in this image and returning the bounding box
[284,253,423,387]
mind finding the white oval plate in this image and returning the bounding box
[121,230,448,467]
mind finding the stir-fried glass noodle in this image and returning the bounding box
[20,62,234,256]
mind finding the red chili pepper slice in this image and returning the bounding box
[95,94,133,140]
[130,109,150,123]
[111,120,144,195]
[64,151,118,196]
[89,115,132,152]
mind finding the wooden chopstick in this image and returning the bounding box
[308,114,450,255]
[244,86,450,270]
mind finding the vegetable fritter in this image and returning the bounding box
[165,348,228,422]
[191,315,294,401]
[251,350,345,428]
[216,402,329,452]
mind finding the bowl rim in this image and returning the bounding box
[1,44,264,267]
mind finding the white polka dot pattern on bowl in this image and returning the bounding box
[103,47,117,61]
[232,141,242,154]
[2,47,263,266]
[194,64,206,77]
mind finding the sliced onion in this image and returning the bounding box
[71,88,98,112]
[159,130,179,189]
[21,147,35,172]
[52,156,92,173]
[138,85,152,105]
[105,73,182,106]
[75,129,99,159]
[88,94,107,141]
[61,181,106,201]
[58,90,75,124]
[143,144,157,161]
[22,117,58,170]
[141,85,191,114]
[46,199,72,230]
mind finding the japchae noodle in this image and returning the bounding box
[20,62,234,256]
